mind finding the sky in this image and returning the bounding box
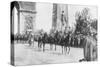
[35,2,53,33]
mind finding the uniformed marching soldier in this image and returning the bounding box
[84,36,97,61]
[79,35,97,62]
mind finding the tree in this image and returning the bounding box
[75,8,91,35]
[91,19,97,31]
[75,8,97,41]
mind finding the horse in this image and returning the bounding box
[41,32,48,52]
[38,34,43,48]
[64,33,71,54]
[60,35,65,54]
[59,33,71,54]
[48,34,54,50]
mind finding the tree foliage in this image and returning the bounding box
[75,8,97,37]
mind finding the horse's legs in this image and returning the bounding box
[28,41,31,46]
[43,43,45,52]
[55,44,56,51]
[62,46,63,54]
[17,38,19,43]
[67,47,70,54]
[50,44,52,50]
[40,42,42,48]
[38,41,39,48]
[50,44,53,50]
[64,46,67,55]
[29,40,32,47]
[32,40,34,47]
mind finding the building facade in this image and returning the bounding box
[52,4,69,32]
[12,1,36,35]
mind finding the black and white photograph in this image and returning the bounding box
[11,1,98,66]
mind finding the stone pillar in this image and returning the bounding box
[18,11,20,34]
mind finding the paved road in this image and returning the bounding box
[14,42,84,66]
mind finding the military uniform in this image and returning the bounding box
[80,36,97,62]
